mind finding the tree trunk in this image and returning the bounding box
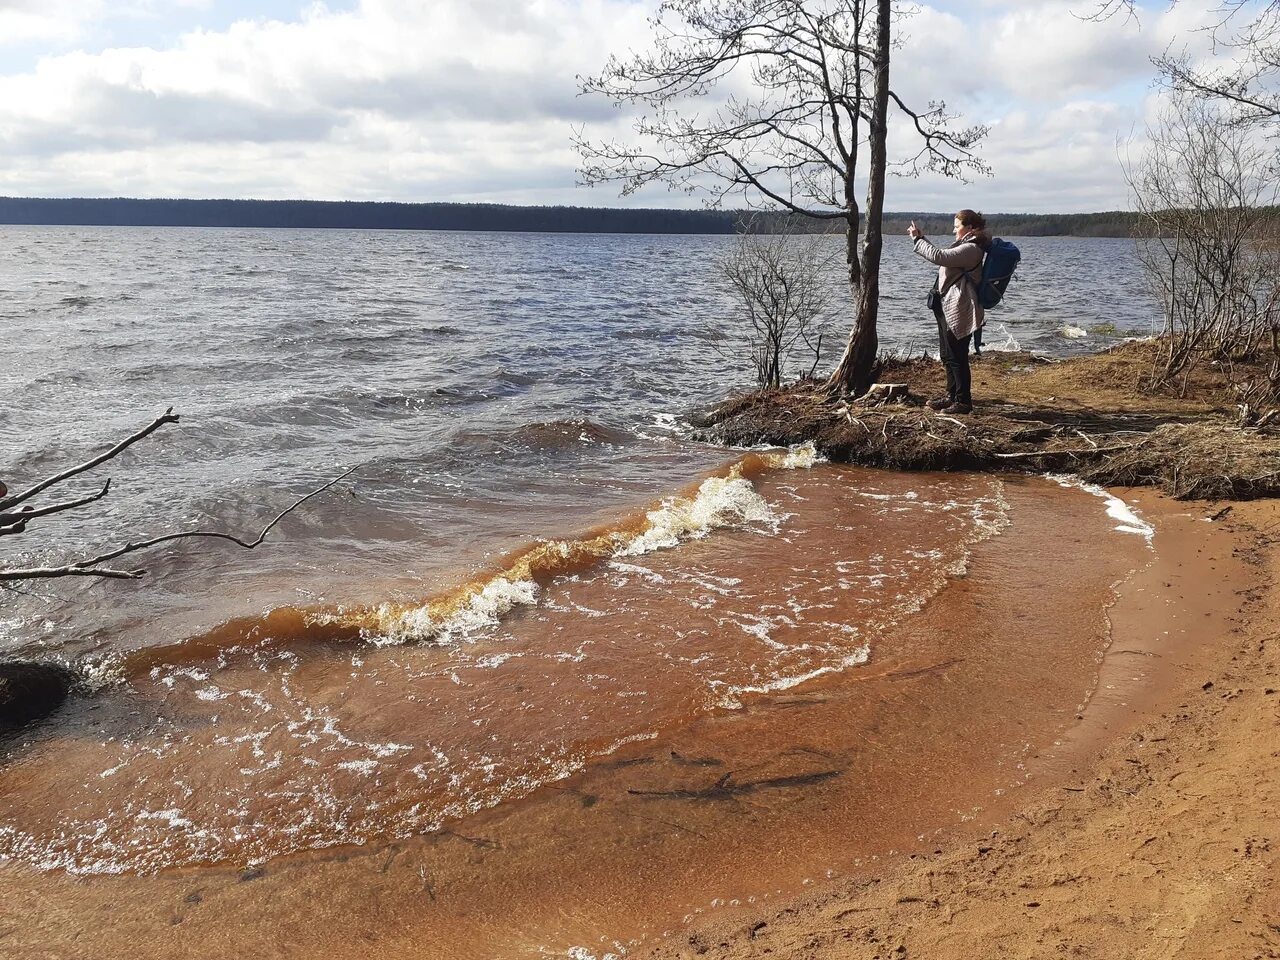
[828,0,891,397]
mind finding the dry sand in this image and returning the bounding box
[638,496,1280,960]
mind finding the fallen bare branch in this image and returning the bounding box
[1075,429,1099,449]
[0,480,112,532]
[0,410,178,512]
[0,565,145,582]
[0,466,359,583]
[993,442,1138,460]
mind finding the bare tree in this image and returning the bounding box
[720,222,837,388]
[0,409,356,583]
[1092,1,1280,130]
[1125,95,1280,400]
[575,0,987,397]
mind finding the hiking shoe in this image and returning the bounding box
[926,396,952,411]
[942,402,973,415]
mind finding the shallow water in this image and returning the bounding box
[1,459,1018,874]
[0,469,1159,960]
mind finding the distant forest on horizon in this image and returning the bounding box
[0,197,1141,238]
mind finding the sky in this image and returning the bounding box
[0,0,1238,213]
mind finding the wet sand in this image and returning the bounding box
[638,494,1280,960]
[0,481,1263,959]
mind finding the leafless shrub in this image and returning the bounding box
[720,226,838,389]
[1126,95,1280,403]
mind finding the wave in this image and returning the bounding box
[108,445,822,676]
[367,446,814,644]
[508,419,633,450]
[980,322,1022,353]
[493,368,537,387]
[1047,476,1154,544]
[448,419,634,458]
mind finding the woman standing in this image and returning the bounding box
[907,210,991,414]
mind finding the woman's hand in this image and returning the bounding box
[907,220,923,240]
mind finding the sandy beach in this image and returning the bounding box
[639,495,1280,960]
[3,480,1275,958]
[4,0,1279,951]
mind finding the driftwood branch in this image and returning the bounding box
[0,409,178,512]
[0,480,112,533]
[0,466,359,583]
[628,768,841,801]
[993,442,1139,460]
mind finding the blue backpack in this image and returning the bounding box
[973,238,1021,309]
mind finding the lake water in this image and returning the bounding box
[0,226,1160,880]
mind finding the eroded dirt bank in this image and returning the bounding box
[697,343,1280,501]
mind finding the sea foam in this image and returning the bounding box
[1049,475,1155,544]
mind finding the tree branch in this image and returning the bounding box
[0,480,112,533]
[0,409,178,511]
[0,467,359,583]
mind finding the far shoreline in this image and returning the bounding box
[0,197,1142,238]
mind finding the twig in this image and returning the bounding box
[0,409,178,511]
[1253,410,1278,430]
[994,442,1138,460]
[0,480,112,533]
[0,467,359,582]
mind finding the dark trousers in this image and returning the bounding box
[935,310,972,405]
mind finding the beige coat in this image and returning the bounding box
[912,231,987,339]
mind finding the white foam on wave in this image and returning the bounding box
[768,440,824,470]
[78,654,126,692]
[618,472,779,557]
[371,575,541,646]
[370,454,802,645]
[1048,475,1155,544]
[711,646,871,709]
[980,322,1021,353]
[613,443,818,558]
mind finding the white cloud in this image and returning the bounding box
[0,0,1259,210]
[0,0,649,201]
[983,0,1152,100]
[0,0,107,46]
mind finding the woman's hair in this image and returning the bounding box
[955,209,987,230]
